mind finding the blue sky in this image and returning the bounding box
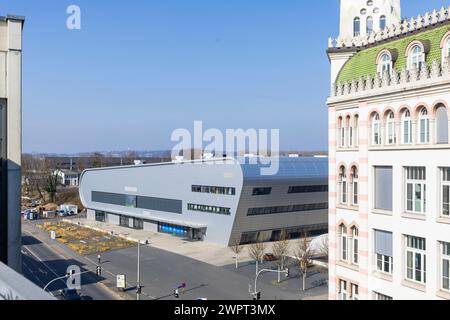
[2,0,449,153]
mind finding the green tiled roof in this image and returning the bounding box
[336,24,450,84]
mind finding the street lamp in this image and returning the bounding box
[251,268,289,300]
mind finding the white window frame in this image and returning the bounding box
[351,167,359,206]
[354,17,361,37]
[418,108,430,144]
[408,44,425,70]
[338,118,345,148]
[376,253,393,275]
[339,279,347,300]
[441,36,450,65]
[405,167,426,215]
[441,168,450,217]
[402,110,412,144]
[339,167,348,205]
[352,227,359,265]
[366,16,374,35]
[372,114,381,145]
[354,116,359,147]
[350,283,359,300]
[441,242,450,292]
[386,112,396,145]
[378,52,392,78]
[340,225,348,262]
[374,292,393,300]
[405,236,426,284]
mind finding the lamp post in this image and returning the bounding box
[136,241,141,300]
[251,268,289,300]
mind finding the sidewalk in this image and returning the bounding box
[67,217,253,267]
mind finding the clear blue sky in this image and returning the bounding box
[2,0,449,153]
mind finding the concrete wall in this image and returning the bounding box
[0,16,24,273]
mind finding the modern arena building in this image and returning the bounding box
[79,157,328,246]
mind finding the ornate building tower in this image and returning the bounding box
[340,0,401,39]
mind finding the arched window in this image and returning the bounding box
[402,110,412,144]
[351,227,359,265]
[354,17,361,37]
[354,115,360,147]
[351,166,359,206]
[386,111,396,145]
[347,116,353,147]
[339,224,348,262]
[436,105,449,144]
[380,15,386,30]
[366,16,374,34]
[409,45,425,70]
[339,166,348,205]
[378,53,392,77]
[372,113,381,145]
[418,108,430,144]
[338,117,345,148]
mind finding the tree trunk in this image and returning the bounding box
[235,255,238,269]
[255,260,259,276]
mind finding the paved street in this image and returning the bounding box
[22,222,119,300]
[23,220,328,300]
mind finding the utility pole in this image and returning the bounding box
[136,241,141,300]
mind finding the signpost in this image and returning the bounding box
[117,274,126,292]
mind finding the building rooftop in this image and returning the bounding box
[240,156,329,182]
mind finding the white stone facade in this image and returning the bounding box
[328,4,450,300]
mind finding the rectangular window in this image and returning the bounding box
[352,228,359,265]
[403,119,412,144]
[192,185,236,196]
[188,203,231,216]
[339,280,347,300]
[351,283,359,300]
[374,167,393,211]
[137,196,182,214]
[375,230,393,274]
[441,168,450,217]
[405,167,426,214]
[252,188,272,196]
[288,185,328,194]
[95,211,106,222]
[125,195,137,208]
[119,215,129,228]
[405,235,426,284]
[340,226,348,262]
[133,218,144,230]
[247,203,328,216]
[441,242,450,292]
[341,180,348,204]
[352,180,359,206]
[374,292,393,300]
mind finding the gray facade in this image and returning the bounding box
[79,157,328,246]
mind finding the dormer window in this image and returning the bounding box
[406,41,426,70]
[376,49,396,79]
[440,31,450,65]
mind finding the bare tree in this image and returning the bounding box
[229,238,243,269]
[248,237,266,276]
[294,233,312,292]
[272,230,290,283]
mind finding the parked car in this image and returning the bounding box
[263,253,278,262]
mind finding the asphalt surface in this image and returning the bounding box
[22,220,327,301]
[86,245,322,300]
[22,223,119,300]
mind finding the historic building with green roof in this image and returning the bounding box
[327,0,450,301]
